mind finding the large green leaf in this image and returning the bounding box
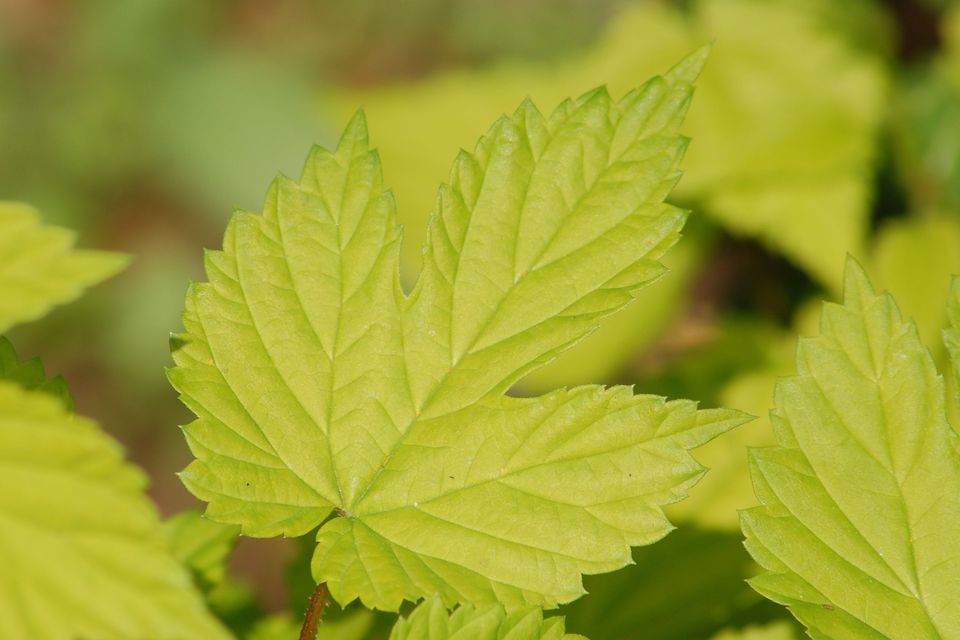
[332,0,885,291]
[389,596,584,640]
[0,381,230,639]
[741,260,960,637]
[0,202,127,333]
[170,54,747,611]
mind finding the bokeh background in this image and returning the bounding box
[3,0,960,637]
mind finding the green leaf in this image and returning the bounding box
[0,202,128,333]
[0,381,230,639]
[741,259,960,638]
[164,509,240,592]
[389,596,585,640]
[170,54,748,611]
[0,336,72,410]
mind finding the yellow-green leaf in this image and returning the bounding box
[0,381,230,639]
[742,260,960,638]
[0,202,127,333]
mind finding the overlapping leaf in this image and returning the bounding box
[0,202,127,333]
[742,260,960,638]
[390,596,584,640]
[170,53,748,611]
[0,381,230,639]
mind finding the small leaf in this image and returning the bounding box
[0,381,230,639]
[171,53,748,611]
[389,596,585,640]
[742,259,960,638]
[0,202,128,332]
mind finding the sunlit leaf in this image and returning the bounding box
[742,260,960,637]
[170,53,748,611]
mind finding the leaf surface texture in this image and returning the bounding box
[742,260,960,638]
[171,53,747,611]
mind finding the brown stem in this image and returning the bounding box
[299,582,330,640]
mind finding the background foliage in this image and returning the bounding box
[3,0,959,637]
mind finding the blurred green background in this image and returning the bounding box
[4,0,960,637]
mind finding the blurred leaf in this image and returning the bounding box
[0,336,72,410]
[0,202,127,333]
[164,509,240,593]
[0,381,231,639]
[558,527,786,639]
[332,0,885,291]
[872,214,960,352]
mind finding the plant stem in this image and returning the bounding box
[299,582,330,640]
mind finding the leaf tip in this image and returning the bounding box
[840,253,875,306]
[665,44,711,85]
